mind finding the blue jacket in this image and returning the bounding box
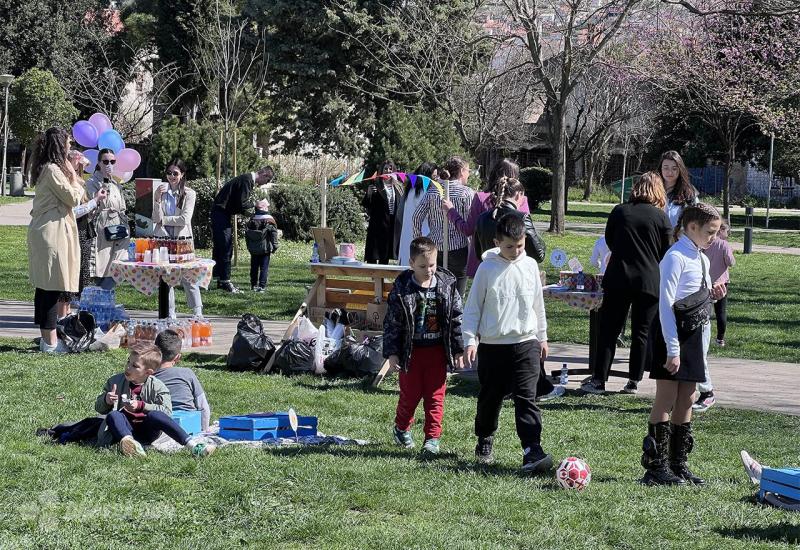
[382,267,464,371]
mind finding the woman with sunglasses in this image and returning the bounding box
[152,159,202,318]
[87,148,130,290]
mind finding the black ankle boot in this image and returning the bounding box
[641,422,686,486]
[670,422,704,485]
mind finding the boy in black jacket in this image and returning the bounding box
[383,237,464,455]
[245,205,279,292]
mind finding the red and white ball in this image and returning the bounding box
[555,456,591,490]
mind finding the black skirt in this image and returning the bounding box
[648,316,707,382]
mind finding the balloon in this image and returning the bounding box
[72,121,98,148]
[113,170,134,184]
[82,149,99,173]
[115,148,141,172]
[97,130,125,153]
[88,113,112,135]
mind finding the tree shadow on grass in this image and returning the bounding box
[0,344,36,353]
[263,444,421,462]
[715,524,800,545]
[539,402,651,414]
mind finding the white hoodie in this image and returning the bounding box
[462,248,548,348]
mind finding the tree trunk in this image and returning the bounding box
[582,156,593,200]
[722,141,734,225]
[548,107,567,235]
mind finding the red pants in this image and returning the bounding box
[395,345,448,440]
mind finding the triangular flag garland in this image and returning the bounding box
[341,169,365,187]
[408,174,417,188]
[431,180,445,196]
[397,172,407,183]
[329,173,347,187]
[332,170,444,191]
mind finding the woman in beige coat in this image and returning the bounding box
[87,148,130,290]
[152,158,202,317]
[27,128,85,352]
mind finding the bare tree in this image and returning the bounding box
[66,36,191,142]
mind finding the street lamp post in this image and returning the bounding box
[0,74,14,197]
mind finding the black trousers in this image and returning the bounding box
[438,246,468,297]
[714,284,728,340]
[211,206,233,281]
[250,254,271,288]
[475,340,543,451]
[593,288,658,383]
[34,288,61,330]
[537,360,554,396]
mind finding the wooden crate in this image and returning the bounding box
[219,412,318,441]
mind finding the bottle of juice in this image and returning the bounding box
[199,318,212,347]
[191,318,200,347]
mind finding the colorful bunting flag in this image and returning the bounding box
[342,169,365,187]
[329,173,347,187]
[397,172,407,183]
[432,180,445,196]
[409,174,417,188]
[419,175,431,192]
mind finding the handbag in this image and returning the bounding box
[103,207,129,241]
[673,255,711,333]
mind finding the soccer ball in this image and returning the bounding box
[556,456,591,490]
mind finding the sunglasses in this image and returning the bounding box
[167,171,181,177]
[101,159,116,165]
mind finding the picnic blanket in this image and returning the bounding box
[150,422,369,453]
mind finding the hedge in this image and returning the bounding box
[520,166,553,211]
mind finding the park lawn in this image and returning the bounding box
[727,230,800,250]
[2,226,799,363]
[0,338,799,548]
[0,195,29,206]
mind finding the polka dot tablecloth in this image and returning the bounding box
[543,284,604,311]
[110,259,216,296]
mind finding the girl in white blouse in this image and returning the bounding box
[641,203,726,487]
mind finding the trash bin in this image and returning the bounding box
[9,169,23,197]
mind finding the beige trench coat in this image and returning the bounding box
[27,164,84,292]
[152,185,196,238]
[86,173,130,278]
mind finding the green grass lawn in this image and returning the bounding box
[0,338,798,548]
[2,226,799,363]
[0,195,29,206]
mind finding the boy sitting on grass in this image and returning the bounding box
[95,342,215,458]
[384,236,464,455]
[154,329,212,431]
[463,213,552,473]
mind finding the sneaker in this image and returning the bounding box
[251,285,264,293]
[740,450,763,485]
[620,380,639,394]
[421,438,440,456]
[190,442,216,458]
[692,391,716,412]
[119,435,146,457]
[39,338,68,354]
[475,436,495,465]
[217,280,240,293]
[580,379,605,395]
[521,447,553,474]
[393,426,415,449]
[716,338,726,347]
[538,385,566,402]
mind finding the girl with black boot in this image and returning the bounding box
[641,203,726,486]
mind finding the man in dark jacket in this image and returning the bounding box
[211,166,274,292]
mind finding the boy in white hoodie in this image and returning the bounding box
[463,214,552,473]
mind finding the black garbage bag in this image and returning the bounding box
[226,314,276,372]
[331,335,384,377]
[273,340,315,375]
[57,311,97,353]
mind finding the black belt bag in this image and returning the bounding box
[103,208,129,241]
[673,256,711,333]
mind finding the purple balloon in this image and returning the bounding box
[72,121,98,148]
[97,130,125,154]
[83,149,99,173]
[116,148,142,172]
[89,113,112,135]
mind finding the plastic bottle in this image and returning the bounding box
[191,318,200,347]
[199,318,212,347]
[576,270,585,291]
[311,242,320,263]
[560,363,570,385]
[127,241,136,262]
[126,321,136,347]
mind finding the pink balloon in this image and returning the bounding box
[115,148,141,172]
[89,113,112,135]
[114,170,134,183]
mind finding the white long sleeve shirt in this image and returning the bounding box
[462,249,548,348]
[659,234,712,357]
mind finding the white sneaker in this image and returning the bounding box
[740,450,763,485]
[538,385,566,402]
[39,338,68,353]
[119,435,147,457]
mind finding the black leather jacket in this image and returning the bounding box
[474,200,546,263]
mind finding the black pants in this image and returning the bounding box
[593,288,658,383]
[537,360,554,396]
[438,246,468,297]
[106,410,190,446]
[714,284,728,340]
[34,288,61,330]
[475,340,543,451]
[211,206,233,281]
[250,254,271,288]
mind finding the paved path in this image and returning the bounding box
[0,199,33,226]
[1,300,797,416]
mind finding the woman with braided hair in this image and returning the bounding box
[640,203,727,486]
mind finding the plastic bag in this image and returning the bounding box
[292,317,318,343]
[226,314,276,372]
[56,311,97,353]
[324,335,384,378]
[274,340,315,375]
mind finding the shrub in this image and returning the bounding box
[269,183,366,242]
[520,166,553,210]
